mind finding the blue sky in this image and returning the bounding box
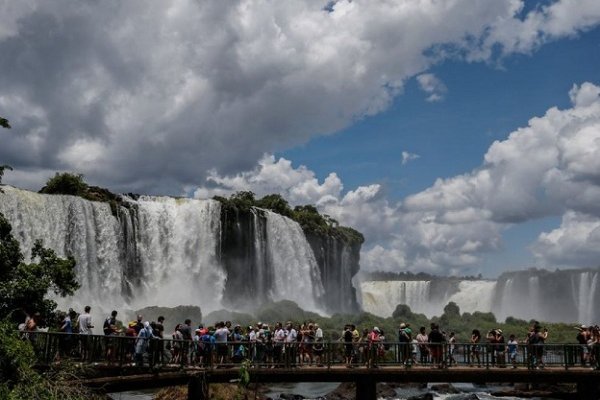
[276,24,600,276]
[2,0,600,277]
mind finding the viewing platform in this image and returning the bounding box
[27,331,600,399]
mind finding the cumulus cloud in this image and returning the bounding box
[195,83,600,274]
[416,73,447,102]
[1,0,599,194]
[531,211,600,267]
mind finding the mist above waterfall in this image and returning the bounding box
[0,186,357,318]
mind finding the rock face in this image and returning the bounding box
[0,186,362,316]
[219,205,361,314]
[305,231,361,314]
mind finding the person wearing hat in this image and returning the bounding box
[367,327,381,368]
[576,325,590,366]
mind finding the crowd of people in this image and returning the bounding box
[19,306,600,370]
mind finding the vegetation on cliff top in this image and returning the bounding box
[30,173,364,245]
[215,191,364,245]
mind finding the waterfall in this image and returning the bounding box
[446,280,496,314]
[0,186,124,313]
[263,210,325,312]
[0,186,361,316]
[360,281,434,317]
[573,271,599,324]
[124,195,224,312]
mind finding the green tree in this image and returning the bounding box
[0,213,97,399]
[39,172,88,197]
[392,304,414,321]
[256,194,293,217]
[0,165,13,193]
[0,117,12,192]
[0,212,79,323]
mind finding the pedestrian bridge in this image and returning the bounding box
[29,331,600,399]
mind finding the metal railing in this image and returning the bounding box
[25,331,600,371]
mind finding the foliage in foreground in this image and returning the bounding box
[0,212,94,399]
[0,212,79,323]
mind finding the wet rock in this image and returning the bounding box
[407,394,434,400]
[430,383,460,394]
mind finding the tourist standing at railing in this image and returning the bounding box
[231,325,246,363]
[416,326,429,365]
[576,324,590,366]
[398,322,411,365]
[343,325,353,367]
[314,323,324,367]
[125,321,137,362]
[56,311,73,360]
[133,314,143,334]
[273,322,286,366]
[428,323,445,369]
[486,329,498,366]
[153,316,167,364]
[171,324,183,364]
[214,321,230,365]
[527,322,547,369]
[284,321,297,367]
[586,326,598,369]
[351,324,360,365]
[76,306,94,360]
[103,310,121,362]
[507,334,518,368]
[134,321,155,367]
[367,327,381,368]
[470,329,481,367]
[447,332,456,366]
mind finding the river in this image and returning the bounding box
[109,382,547,399]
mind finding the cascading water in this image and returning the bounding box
[0,186,124,313]
[361,269,600,323]
[263,210,325,313]
[446,280,496,314]
[360,280,496,318]
[123,195,224,312]
[360,281,433,317]
[0,186,342,316]
[573,271,599,324]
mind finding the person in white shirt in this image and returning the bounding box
[214,321,230,364]
[273,322,287,366]
[285,322,298,366]
[76,305,94,360]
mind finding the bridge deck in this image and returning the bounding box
[82,365,600,393]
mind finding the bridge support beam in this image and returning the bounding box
[188,374,208,400]
[356,378,376,400]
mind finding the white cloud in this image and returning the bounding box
[532,211,600,267]
[416,73,447,102]
[194,154,343,205]
[1,0,599,194]
[401,151,420,165]
[194,82,600,274]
